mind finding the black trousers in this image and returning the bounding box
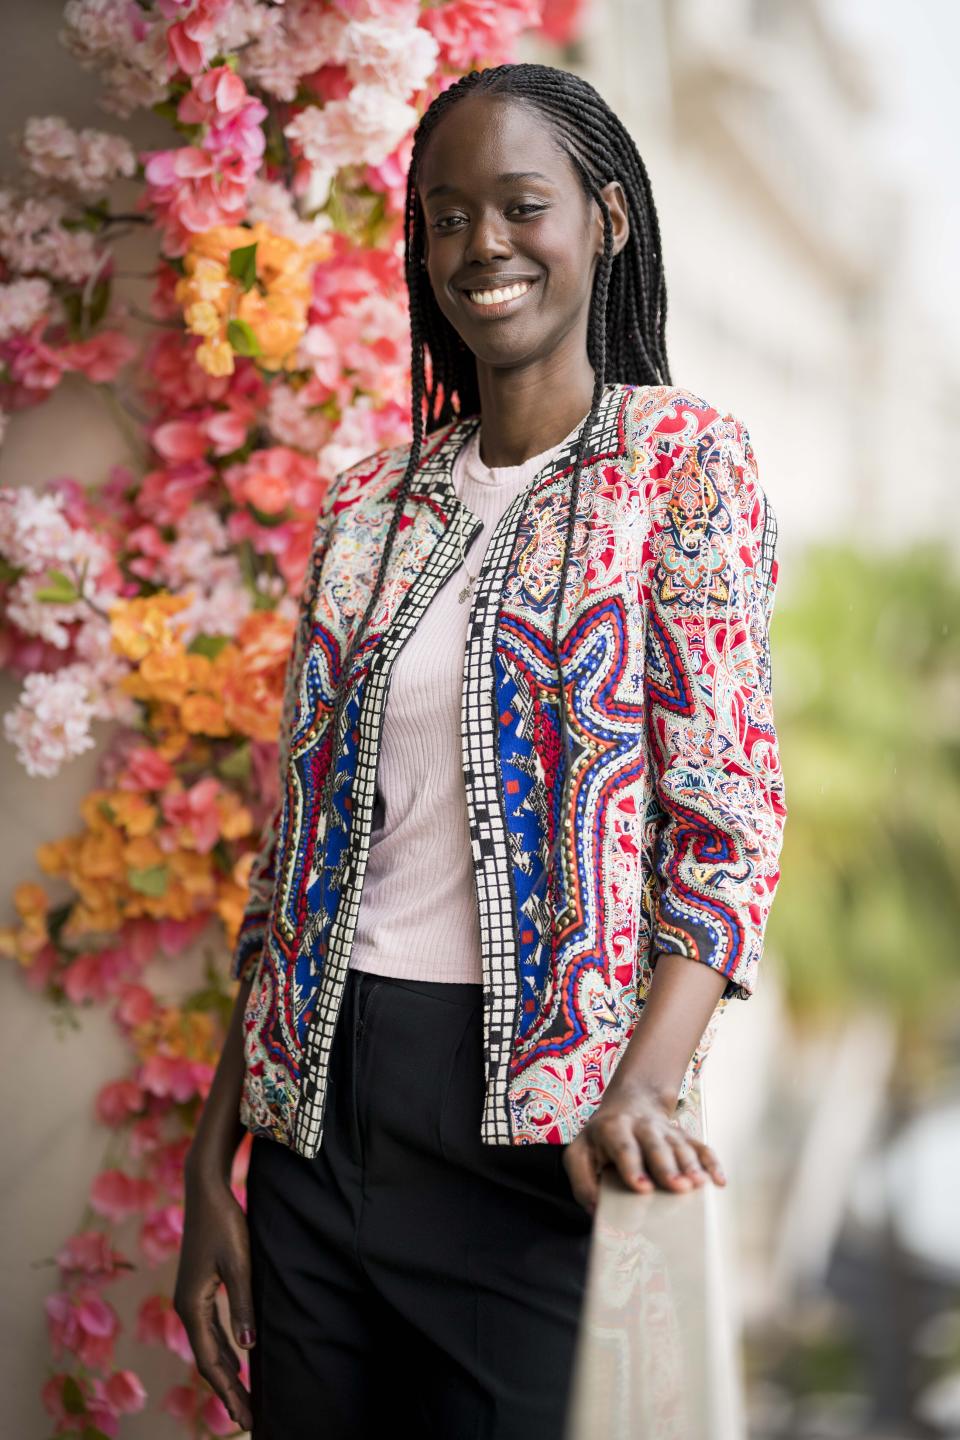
[246,967,594,1439]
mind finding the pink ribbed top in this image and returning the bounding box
[348,411,587,982]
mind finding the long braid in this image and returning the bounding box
[319,62,671,920]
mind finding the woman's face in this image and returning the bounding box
[417,93,628,375]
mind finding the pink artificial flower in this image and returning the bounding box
[161,775,222,854]
[137,460,215,525]
[145,1136,191,1192]
[42,1372,120,1434]
[539,0,589,42]
[137,1293,193,1363]
[140,1204,185,1265]
[140,1052,214,1104]
[201,1392,237,1436]
[103,1369,147,1416]
[96,1077,146,1127]
[162,1383,197,1425]
[142,147,245,255]
[46,1286,120,1370]
[56,1231,130,1283]
[152,415,209,463]
[42,1373,84,1431]
[57,331,136,383]
[62,947,131,1005]
[419,0,542,67]
[364,129,414,215]
[250,740,281,819]
[204,404,252,455]
[224,444,324,517]
[162,1383,234,1436]
[165,0,232,76]
[114,982,160,1030]
[226,509,312,588]
[1,320,65,404]
[147,331,229,405]
[204,99,268,169]
[118,918,161,971]
[128,1114,165,1160]
[90,1168,155,1222]
[177,65,249,126]
[120,744,176,792]
[156,914,210,955]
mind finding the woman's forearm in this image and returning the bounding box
[185,974,254,1189]
[606,952,728,1112]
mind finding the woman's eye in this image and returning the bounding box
[431,204,546,232]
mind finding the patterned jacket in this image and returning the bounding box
[231,381,787,1158]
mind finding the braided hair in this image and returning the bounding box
[319,61,671,913]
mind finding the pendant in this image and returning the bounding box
[458,578,474,605]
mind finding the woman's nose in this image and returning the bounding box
[464,210,512,264]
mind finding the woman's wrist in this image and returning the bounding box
[602,1067,681,1119]
[184,1123,244,1194]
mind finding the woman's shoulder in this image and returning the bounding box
[328,412,467,507]
[621,381,750,445]
[619,382,766,524]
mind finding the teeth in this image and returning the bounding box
[467,281,532,306]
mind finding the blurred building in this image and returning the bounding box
[560,0,960,565]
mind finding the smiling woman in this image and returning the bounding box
[175,61,786,1440]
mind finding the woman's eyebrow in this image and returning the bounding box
[424,171,552,200]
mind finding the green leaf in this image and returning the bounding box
[86,275,112,330]
[0,557,24,584]
[82,1427,112,1440]
[127,864,169,898]
[35,568,80,604]
[188,633,230,660]
[227,317,262,357]
[218,742,252,783]
[228,242,258,292]
[62,1377,85,1415]
[248,502,289,529]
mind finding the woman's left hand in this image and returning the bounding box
[562,1085,726,1215]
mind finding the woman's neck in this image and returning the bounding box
[472,353,600,468]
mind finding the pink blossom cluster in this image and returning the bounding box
[0,487,134,774]
[0,322,135,412]
[20,115,136,193]
[143,66,267,255]
[0,185,135,411]
[0,187,102,284]
[42,1232,146,1435]
[43,1368,147,1438]
[61,0,173,115]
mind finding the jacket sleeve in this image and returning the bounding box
[229,469,346,984]
[644,410,787,999]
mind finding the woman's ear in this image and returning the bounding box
[597,179,630,258]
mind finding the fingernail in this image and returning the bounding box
[239,1326,256,1346]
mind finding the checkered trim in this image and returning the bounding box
[464,384,628,1143]
[293,420,483,1157]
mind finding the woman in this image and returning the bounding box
[174,61,786,1439]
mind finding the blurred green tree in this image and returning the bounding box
[767,543,960,1023]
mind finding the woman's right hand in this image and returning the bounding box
[173,1172,256,1433]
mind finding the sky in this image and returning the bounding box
[835,0,960,352]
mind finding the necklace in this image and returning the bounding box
[454,500,481,605]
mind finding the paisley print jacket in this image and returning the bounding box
[231,381,787,1158]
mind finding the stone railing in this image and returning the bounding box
[564,1082,747,1440]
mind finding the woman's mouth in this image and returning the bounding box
[461,279,536,316]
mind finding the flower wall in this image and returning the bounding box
[0,2,586,1433]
